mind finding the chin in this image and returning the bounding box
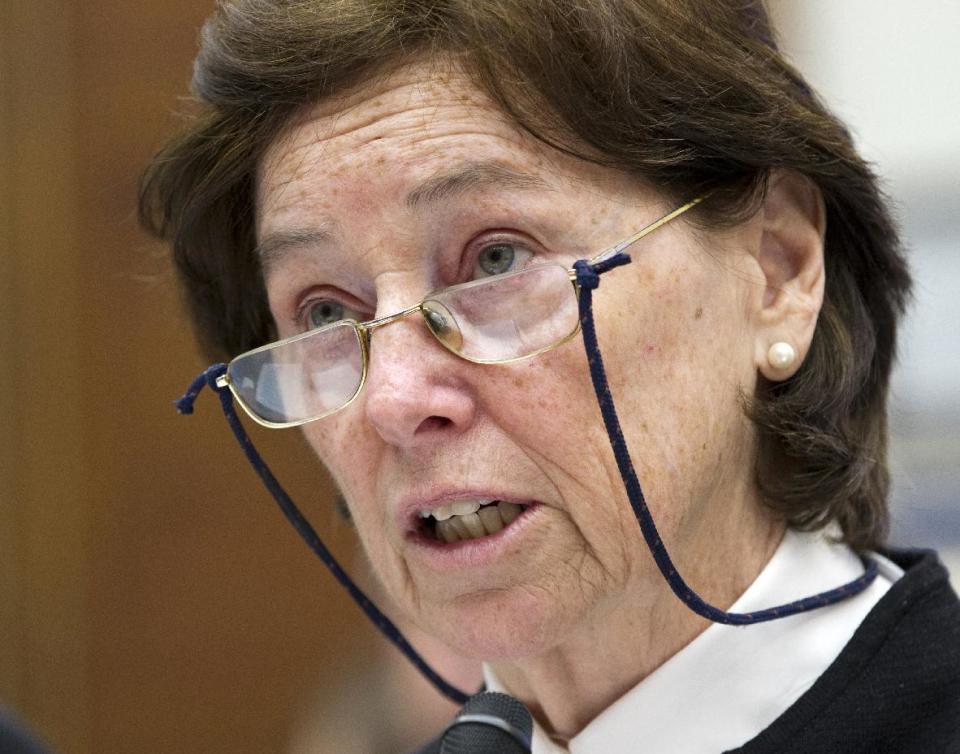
[420,583,570,661]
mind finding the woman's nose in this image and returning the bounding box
[361,313,477,449]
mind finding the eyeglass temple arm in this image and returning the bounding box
[586,196,706,267]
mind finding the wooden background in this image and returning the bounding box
[1,2,475,752]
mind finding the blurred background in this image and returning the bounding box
[1,2,957,752]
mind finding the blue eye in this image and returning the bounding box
[474,242,532,278]
[303,298,365,330]
[309,300,344,328]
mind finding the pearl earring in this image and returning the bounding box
[767,342,797,370]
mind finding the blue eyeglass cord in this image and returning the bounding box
[175,251,878,706]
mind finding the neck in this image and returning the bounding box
[487,510,785,740]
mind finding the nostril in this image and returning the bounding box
[415,415,453,434]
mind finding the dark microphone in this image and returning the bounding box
[439,691,533,753]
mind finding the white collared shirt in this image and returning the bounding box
[484,528,903,753]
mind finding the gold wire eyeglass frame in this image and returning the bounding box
[217,197,703,429]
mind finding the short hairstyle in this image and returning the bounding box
[139,0,912,551]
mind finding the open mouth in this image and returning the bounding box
[417,500,528,543]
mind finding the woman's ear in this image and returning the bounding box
[752,171,826,381]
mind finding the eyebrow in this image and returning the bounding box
[256,227,333,277]
[256,160,550,274]
[405,160,549,208]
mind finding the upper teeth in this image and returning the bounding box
[419,499,496,521]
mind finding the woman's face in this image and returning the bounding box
[256,61,775,659]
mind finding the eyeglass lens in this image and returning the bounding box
[228,263,580,425]
[228,321,365,425]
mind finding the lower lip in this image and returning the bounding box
[406,503,542,571]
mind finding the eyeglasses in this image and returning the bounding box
[216,198,703,428]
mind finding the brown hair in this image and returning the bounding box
[139,0,911,551]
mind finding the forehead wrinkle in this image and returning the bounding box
[290,66,493,136]
[258,101,509,218]
[273,81,494,166]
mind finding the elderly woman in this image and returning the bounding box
[141,1,960,751]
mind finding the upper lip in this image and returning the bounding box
[396,486,537,533]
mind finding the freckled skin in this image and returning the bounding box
[256,60,787,736]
